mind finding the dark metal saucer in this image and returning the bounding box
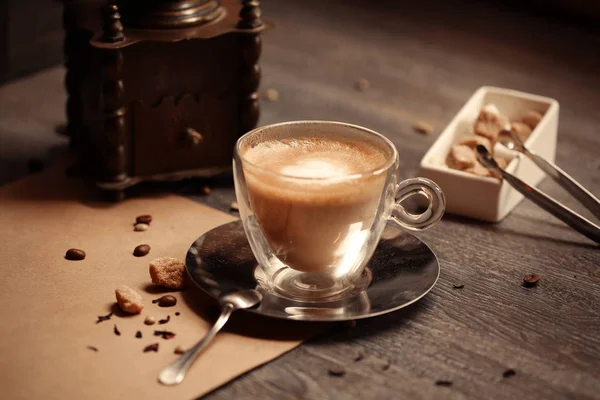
[186,220,440,322]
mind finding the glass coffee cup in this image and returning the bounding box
[233,121,445,302]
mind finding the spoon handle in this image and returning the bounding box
[158,304,234,386]
[528,152,600,220]
[497,167,600,243]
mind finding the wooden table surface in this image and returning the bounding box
[1,1,599,399]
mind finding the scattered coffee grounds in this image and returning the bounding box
[230,201,239,212]
[414,121,433,135]
[113,325,121,336]
[382,360,391,371]
[136,331,142,339]
[65,248,86,261]
[134,223,149,232]
[503,368,516,378]
[27,158,45,174]
[354,353,364,362]
[453,284,465,289]
[435,380,453,387]
[133,244,151,257]
[523,274,540,287]
[175,312,181,316]
[328,367,346,377]
[96,312,113,324]
[144,316,156,325]
[155,295,177,307]
[136,215,152,225]
[159,315,171,324]
[144,343,159,353]
[202,186,212,195]
[154,330,176,340]
[263,88,280,102]
[87,345,98,352]
[174,345,186,355]
[354,78,370,92]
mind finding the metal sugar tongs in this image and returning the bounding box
[475,129,600,243]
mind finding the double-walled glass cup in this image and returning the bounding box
[233,121,445,302]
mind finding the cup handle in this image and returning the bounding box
[390,177,446,231]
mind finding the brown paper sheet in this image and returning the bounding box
[0,163,323,399]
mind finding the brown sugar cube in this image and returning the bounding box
[474,105,509,142]
[521,110,543,129]
[465,161,493,177]
[447,144,477,170]
[149,257,186,289]
[510,122,533,143]
[495,157,508,169]
[115,285,144,314]
[458,136,492,152]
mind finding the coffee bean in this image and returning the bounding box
[65,248,86,261]
[144,316,156,325]
[133,244,151,257]
[523,274,540,287]
[174,345,186,355]
[136,215,152,225]
[134,223,149,232]
[156,295,177,307]
[175,312,180,316]
[503,368,516,378]
[328,367,346,377]
[354,78,370,91]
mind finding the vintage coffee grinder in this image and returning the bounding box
[61,0,267,199]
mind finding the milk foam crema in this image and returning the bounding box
[243,137,388,180]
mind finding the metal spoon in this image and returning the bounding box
[498,129,600,220]
[476,145,600,243]
[158,289,262,386]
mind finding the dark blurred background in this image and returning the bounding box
[1,0,600,83]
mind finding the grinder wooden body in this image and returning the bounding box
[61,0,267,199]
